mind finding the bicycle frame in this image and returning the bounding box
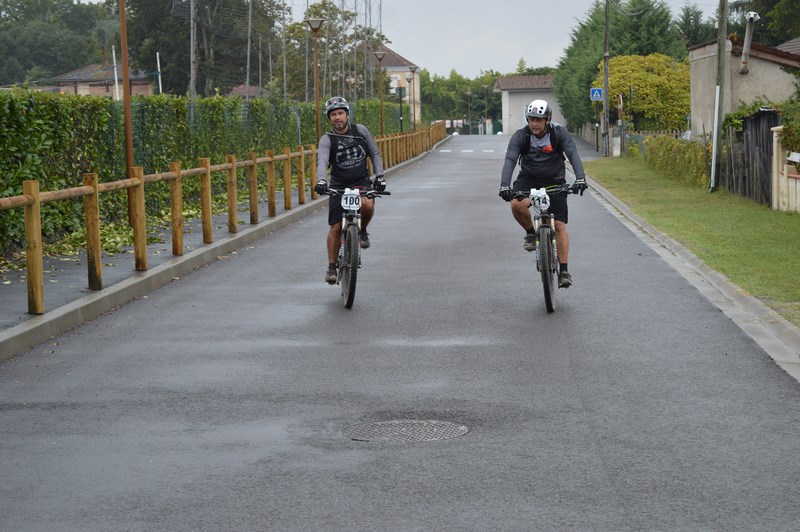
[326,186,389,308]
[339,187,363,268]
[517,184,571,313]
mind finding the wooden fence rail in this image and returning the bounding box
[0,122,447,316]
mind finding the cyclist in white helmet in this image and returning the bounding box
[314,96,385,284]
[498,99,588,288]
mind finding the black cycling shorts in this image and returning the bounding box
[328,176,373,225]
[512,176,568,224]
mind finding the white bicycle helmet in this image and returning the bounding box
[325,96,349,117]
[525,99,552,120]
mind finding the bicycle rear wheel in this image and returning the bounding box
[537,225,556,313]
[340,223,359,308]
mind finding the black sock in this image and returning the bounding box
[329,263,337,270]
[560,263,568,273]
[526,227,535,235]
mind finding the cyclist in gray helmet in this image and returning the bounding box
[498,99,588,289]
[314,96,385,284]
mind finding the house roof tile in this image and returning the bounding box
[777,36,800,56]
[493,75,555,92]
[49,63,150,84]
[367,45,417,71]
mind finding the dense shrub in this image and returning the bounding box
[642,135,710,187]
[0,89,400,254]
[778,97,800,153]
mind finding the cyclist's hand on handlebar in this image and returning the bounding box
[314,179,328,194]
[499,186,513,202]
[573,178,588,196]
[373,175,386,192]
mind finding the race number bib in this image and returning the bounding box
[341,188,361,211]
[531,188,550,210]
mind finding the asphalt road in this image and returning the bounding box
[2,134,800,530]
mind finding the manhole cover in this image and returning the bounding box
[343,420,469,442]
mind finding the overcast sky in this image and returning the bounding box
[289,0,720,78]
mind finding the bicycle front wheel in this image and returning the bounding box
[340,223,359,308]
[537,225,556,313]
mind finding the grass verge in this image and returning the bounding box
[584,156,800,328]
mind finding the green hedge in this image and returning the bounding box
[0,89,403,254]
[640,136,711,187]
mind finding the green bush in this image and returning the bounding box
[642,136,710,187]
[0,89,403,255]
[778,98,800,153]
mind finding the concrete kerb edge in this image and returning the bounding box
[0,144,444,362]
[585,176,800,379]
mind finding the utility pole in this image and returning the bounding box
[603,0,610,157]
[189,0,196,121]
[710,0,728,191]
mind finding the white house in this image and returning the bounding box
[371,45,420,128]
[688,38,800,139]
[493,75,564,134]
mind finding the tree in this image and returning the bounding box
[556,0,690,130]
[127,0,188,94]
[729,0,794,47]
[593,53,690,130]
[0,0,110,86]
[515,60,556,76]
[127,0,291,96]
[762,0,800,46]
[555,1,605,129]
[614,0,686,59]
[675,4,716,47]
[0,21,97,84]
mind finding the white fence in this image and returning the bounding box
[772,126,800,213]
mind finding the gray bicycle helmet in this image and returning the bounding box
[525,99,552,120]
[325,96,350,117]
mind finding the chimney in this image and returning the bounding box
[739,12,760,75]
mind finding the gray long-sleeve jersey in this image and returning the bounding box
[500,123,586,188]
[316,123,384,183]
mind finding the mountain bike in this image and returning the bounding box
[515,183,575,313]
[326,187,390,308]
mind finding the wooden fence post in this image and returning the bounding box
[310,144,318,200]
[248,152,259,224]
[296,146,306,205]
[226,154,238,233]
[169,161,183,256]
[22,180,44,315]
[266,150,277,217]
[283,147,292,211]
[199,157,213,243]
[132,166,147,272]
[83,173,102,290]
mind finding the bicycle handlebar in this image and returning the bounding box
[324,188,391,197]
[512,183,575,201]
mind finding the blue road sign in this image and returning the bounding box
[590,88,603,101]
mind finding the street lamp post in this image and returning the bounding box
[306,17,324,141]
[405,72,413,132]
[408,65,417,131]
[465,90,472,135]
[398,87,405,132]
[374,50,386,136]
[482,84,489,135]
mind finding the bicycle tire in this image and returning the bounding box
[341,223,359,308]
[537,225,556,313]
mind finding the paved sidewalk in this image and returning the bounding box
[0,152,428,360]
[0,193,324,359]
